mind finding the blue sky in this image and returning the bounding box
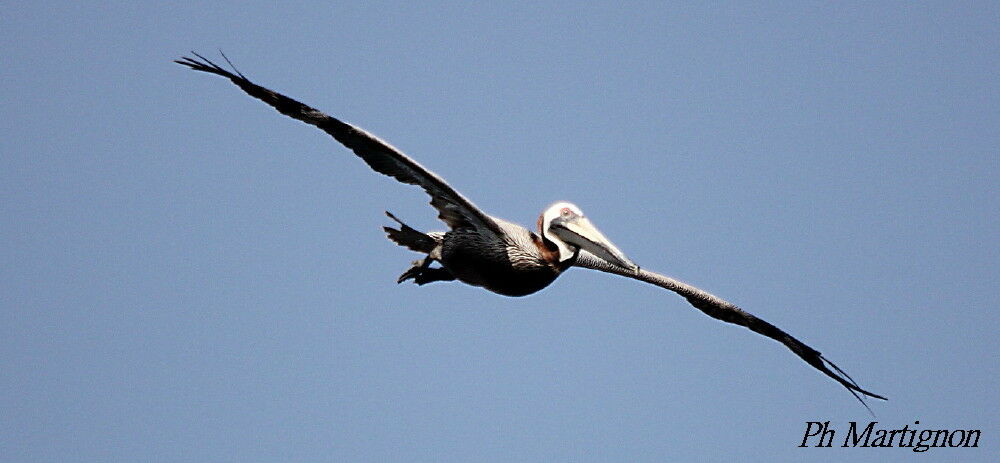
[2,2,997,461]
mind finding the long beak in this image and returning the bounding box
[552,216,638,272]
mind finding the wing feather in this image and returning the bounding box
[574,251,886,411]
[175,53,502,235]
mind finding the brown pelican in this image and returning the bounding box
[176,53,886,410]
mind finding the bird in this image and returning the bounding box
[176,52,886,410]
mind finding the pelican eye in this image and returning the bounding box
[560,207,573,217]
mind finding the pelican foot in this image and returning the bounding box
[397,258,455,285]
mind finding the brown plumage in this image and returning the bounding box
[176,52,886,411]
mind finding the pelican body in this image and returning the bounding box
[430,218,564,297]
[176,53,886,410]
[386,203,631,297]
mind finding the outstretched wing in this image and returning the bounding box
[573,251,886,411]
[175,53,503,236]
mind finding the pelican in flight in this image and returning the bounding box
[176,53,886,409]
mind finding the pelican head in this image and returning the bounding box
[540,202,638,271]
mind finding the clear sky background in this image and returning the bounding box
[2,2,997,462]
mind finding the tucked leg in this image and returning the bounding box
[397,258,456,285]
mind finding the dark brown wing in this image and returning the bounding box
[574,251,886,411]
[175,53,503,236]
